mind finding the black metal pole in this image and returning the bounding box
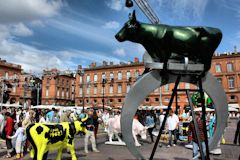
[149,75,181,160]
[102,79,105,111]
[175,90,178,114]
[198,78,210,160]
[186,90,205,160]
[82,74,85,112]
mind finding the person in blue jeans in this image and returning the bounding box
[144,112,155,143]
[166,110,179,147]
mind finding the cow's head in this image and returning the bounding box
[115,10,140,42]
[75,114,88,134]
[139,126,148,140]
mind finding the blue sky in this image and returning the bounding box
[0,0,239,73]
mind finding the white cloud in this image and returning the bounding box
[113,48,126,57]
[0,0,62,23]
[0,40,62,72]
[11,23,33,37]
[157,0,208,20]
[103,21,120,29]
[0,0,65,72]
[105,0,123,11]
[30,20,45,27]
[48,18,117,47]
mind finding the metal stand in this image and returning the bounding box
[150,76,210,160]
[149,75,181,160]
[121,58,228,160]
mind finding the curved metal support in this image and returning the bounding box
[121,70,228,159]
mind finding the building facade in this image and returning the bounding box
[0,58,41,107]
[75,53,240,111]
[210,52,240,108]
[0,58,22,104]
[75,59,145,109]
[41,69,75,106]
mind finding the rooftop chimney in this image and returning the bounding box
[78,65,82,70]
[134,57,139,63]
[234,45,237,54]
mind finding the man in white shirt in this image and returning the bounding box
[166,110,179,147]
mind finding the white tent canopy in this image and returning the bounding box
[0,102,22,108]
[194,107,215,112]
[228,103,239,109]
[228,107,239,112]
[30,105,88,111]
[138,105,168,110]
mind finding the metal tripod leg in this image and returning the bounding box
[198,79,210,160]
[186,90,205,160]
[149,75,181,160]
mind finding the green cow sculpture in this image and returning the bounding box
[115,11,222,73]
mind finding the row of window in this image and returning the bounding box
[2,72,18,80]
[217,77,236,89]
[215,63,234,73]
[82,70,141,83]
[79,83,132,95]
[79,98,123,104]
[45,87,73,98]
[46,78,74,87]
[80,83,193,95]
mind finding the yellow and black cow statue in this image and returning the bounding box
[26,115,88,160]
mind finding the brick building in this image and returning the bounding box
[210,52,240,109]
[41,69,75,106]
[75,59,145,109]
[0,58,40,108]
[0,58,22,104]
[75,53,240,111]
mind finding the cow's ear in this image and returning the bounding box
[129,10,136,22]
[132,10,136,21]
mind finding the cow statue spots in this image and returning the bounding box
[26,115,88,160]
[115,10,222,73]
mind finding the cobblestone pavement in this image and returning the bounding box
[0,119,239,160]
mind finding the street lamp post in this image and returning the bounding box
[102,78,106,111]
[36,83,41,105]
[1,81,5,110]
[80,70,85,112]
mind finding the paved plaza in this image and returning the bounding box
[0,118,239,160]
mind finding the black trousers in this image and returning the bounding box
[6,138,12,150]
[234,120,240,145]
[148,127,154,142]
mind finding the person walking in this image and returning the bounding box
[4,112,14,158]
[92,110,99,139]
[60,110,71,123]
[145,112,155,143]
[158,110,165,147]
[7,122,26,159]
[0,107,7,139]
[188,112,206,159]
[84,110,100,153]
[233,119,240,145]
[166,109,179,147]
[22,110,35,153]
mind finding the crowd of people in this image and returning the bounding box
[0,105,232,160]
[0,106,104,159]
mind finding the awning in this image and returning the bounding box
[228,103,239,109]
[0,102,22,108]
[194,107,215,112]
[228,107,239,112]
